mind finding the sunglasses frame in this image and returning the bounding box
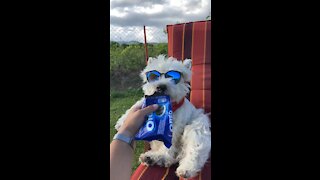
[146,70,182,84]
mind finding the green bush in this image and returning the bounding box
[110,42,168,90]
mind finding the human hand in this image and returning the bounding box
[118,103,159,137]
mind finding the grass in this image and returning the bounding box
[110,88,146,172]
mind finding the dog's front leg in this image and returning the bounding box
[139,124,185,167]
[175,120,211,178]
[140,117,186,167]
[139,141,177,167]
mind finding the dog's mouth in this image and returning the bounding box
[145,89,170,98]
[150,91,167,97]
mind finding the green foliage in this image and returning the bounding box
[110,41,168,90]
[147,43,168,57]
[110,42,144,75]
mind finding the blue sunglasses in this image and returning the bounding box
[146,70,182,84]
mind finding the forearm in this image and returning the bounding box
[110,140,134,180]
[110,104,157,180]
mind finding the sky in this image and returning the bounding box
[110,0,211,43]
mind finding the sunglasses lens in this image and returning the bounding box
[146,71,160,82]
[165,71,181,84]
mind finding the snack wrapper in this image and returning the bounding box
[134,94,173,148]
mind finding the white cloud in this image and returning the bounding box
[110,0,211,42]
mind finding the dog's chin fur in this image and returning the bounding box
[115,55,211,178]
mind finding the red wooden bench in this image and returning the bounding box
[131,20,211,180]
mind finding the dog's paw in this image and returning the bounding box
[139,153,175,167]
[139,153,157,166]
[176,166,199,179]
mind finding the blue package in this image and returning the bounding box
[135,95,173,148]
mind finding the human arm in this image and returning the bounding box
[110,103,158,180]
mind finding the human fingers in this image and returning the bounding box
[130,101,144,112]
[137,104,159,118]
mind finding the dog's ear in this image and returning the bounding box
[147,57,155,65]
[183,59,192,70]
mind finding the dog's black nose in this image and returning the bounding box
[156,85,167,92]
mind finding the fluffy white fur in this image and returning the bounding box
[115,55,211,178]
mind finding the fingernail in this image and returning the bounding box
[152,104,159,108]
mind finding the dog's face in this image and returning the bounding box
[140,55,192,103]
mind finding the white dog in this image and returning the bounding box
[115,55,211,178]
